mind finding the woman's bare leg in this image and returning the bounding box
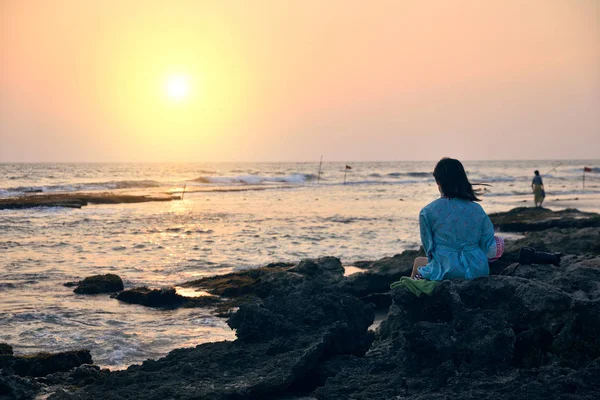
[411,257,428,278]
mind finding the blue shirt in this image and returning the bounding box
[417,197,495,281]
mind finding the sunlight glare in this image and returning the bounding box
[165,74,191,101]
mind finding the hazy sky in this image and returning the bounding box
[1,0,599,162]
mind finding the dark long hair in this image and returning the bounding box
[433,158,480,202]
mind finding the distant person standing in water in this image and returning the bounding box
[532,170,545,208]
[411,158,503,281]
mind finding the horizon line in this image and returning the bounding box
[0,157,599,164]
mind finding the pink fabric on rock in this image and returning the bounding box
[488,235,504,262]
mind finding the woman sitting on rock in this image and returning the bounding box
[411,158,503,281]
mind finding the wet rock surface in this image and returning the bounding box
[0,344,13,356]
[180,257,336,314]
[3,207,599,399]
[0,371,41,400]
[47,283,374,400]
[488,208,600,275]
[0,193,177,210]
[289,256,345,281]
[315,256,600,400]
[182,259,324,297]
[72,274,124,295]
[0,350,92,378]
[489,207,600,232]
[115,286,221,308]
[39,364,106,388]
[341,250,423,298]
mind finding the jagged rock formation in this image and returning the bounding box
[489,207,600,232]
[115,286,221,308]
[2,207,599,399]
[316,256,600,399]
[71,274,124,295]
[0,193,177,210]
[47,282,374,400]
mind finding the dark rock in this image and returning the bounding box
[49,283,374,400]
[0,200,87,210]
[116,286,184,308]
[341,250,422,297]
[27,208,600,399]
[182,264,299,298]
[40,364,105,388]
[0,343,13,356]
[126,259,344,311]
[180,252,420,316]
[187,273,259,297]
[289,257,344,281]
[231,269,306,300]
[359,292,392,309]
[351,260,375,269]
[486,208,600,275]
[228,282,374,350]
[265,262,296,269]
[315,256,600,400]
[115,286,219,308]
[0,350,92,378]
[73,274,124,294]
[489,227,600,275]
[489,207,600,232]
[0,370,41,400]
[510,227,600,256]
[0,282,17,290]
[183,258,344,302]
[0,193,176,210]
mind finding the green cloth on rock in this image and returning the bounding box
[390,277,440,297]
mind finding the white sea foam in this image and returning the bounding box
[192,173,317,185]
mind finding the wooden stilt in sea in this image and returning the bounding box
[317,155,323,184]
[582,167,592,190]
[545,163,562,175]
[344,165,351,185]
[182,184,187,200]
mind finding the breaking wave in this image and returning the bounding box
[385,171,431,178]
[340,179,423,186]
[192,173,317,185]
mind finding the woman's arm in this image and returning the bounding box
[479,213,496,253]
[419,210,434,262]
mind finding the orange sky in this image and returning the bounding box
[1,0,599,162]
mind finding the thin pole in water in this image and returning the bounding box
[182,184,187,200]
[343,164,351,185]
[545,163,562,175]
[317,155,323,184]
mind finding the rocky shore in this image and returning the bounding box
[0,192,178,210]
[1,207,599,399]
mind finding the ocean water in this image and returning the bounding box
[1,160,599,368]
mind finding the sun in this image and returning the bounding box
[164,74,191,101]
